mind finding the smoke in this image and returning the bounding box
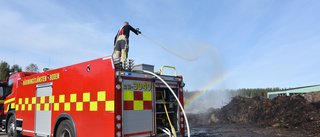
[185,89,239,113]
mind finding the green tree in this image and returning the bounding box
[10,64,22,72]
[0,61,10,80]
[25,63,39,72]
[237,88,281,99]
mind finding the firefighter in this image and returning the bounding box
[114,21,141,61]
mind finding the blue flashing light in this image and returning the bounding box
[124,73,131,76]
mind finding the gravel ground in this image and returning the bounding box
[0,124,313,137]
[190,123,311,137]
[0,132,7,137]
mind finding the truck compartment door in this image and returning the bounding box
[35,83,52,136]
[122,80,153,136]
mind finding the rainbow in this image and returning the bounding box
[184,71,235,110]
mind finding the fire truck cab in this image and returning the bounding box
[0,80,7,122]
[1,56,186,137]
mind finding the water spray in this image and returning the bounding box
[141,33,200,61]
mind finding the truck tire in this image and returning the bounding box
[56,120,75,137]
[7,116,17,137]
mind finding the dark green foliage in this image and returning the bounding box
[237,88,283,99]
[0,61,27,80]
[10,64,22,73]
[0,61,10,80]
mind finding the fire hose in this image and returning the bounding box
[140,33,184,59]
[161,93,177,137]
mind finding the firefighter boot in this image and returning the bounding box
[120,49,127,62]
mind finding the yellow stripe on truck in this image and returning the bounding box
[124,91,134,101]
[11,91,114,112]
[4,98,15,104]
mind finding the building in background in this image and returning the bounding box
[268,85,320,99]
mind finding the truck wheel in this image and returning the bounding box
[7,116,17,137]
[56,120,75,137]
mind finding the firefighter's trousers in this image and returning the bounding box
[114,35,128,62]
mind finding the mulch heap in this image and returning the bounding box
[188,91,320,135]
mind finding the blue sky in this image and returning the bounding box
[1,0,320,91]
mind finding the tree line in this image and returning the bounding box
[0,61,39,80]
[237,88,283,99]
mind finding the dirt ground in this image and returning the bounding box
[188,91,320,136]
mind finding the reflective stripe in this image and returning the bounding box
[83,93,90,102]
[76,102,83,111]
[4,98,15,104]
[35,96,52,111]
[124,91,134,101]
[97,91,106,101]
[9,91,114,112]
[28,104,32,111]
[134,101,143,110]
[105,101,114,111]
[64,103,70,111]
[124,91,152,110]
[32,97,36,104]
[70,94,77,102]
[25,98,29,104]
[90,102,97,111]
[59,95,65,103]
[143,92,152,101]
[44,103,49,111]
[21,104,25,111]
[36,104,40,111]
[54,103,59,111]
[40,97,45,104]
[6,105,9,112]
[4,98,16,112]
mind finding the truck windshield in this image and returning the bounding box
[6,78,13,97]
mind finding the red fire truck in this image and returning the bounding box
[1,56,186,137]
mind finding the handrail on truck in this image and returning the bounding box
[160,65,177,76]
